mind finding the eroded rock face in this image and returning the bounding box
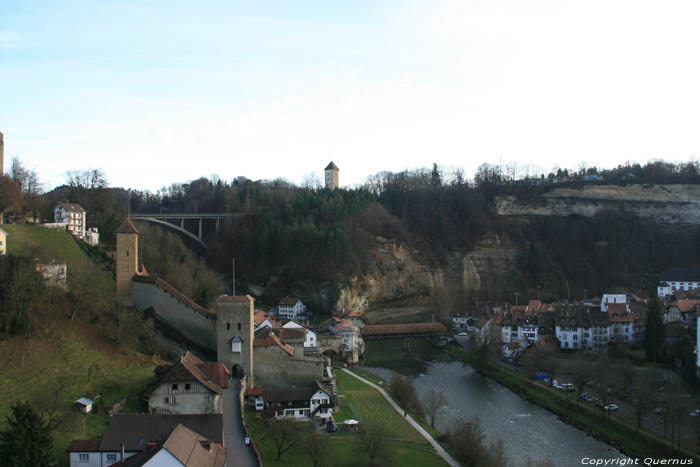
[495,184,700,224]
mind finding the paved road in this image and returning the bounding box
[223,378,258,467]
[342,369,461,467]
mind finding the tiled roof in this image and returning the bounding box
[98,414,222,452]
[253,329,294,356]
[361,322,447,336]
[153,278,213,318]
[254,309,266,326]
[670,299,700,313]
[66,440,101,452]
[162,424,226,467]
[116,218,139,234]
[278,297,301,306]
[159,352,228,394]
[56,201,86,213]
[277,327,306,342]
[217,295,254,303]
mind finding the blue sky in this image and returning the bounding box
[2,1,699,191]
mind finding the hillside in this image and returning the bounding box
[0,226,159,466]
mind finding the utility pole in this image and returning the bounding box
[514,292,519,306]
[232,257,236,296]
[537,285,541,301]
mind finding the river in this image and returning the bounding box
[364,361,624,466]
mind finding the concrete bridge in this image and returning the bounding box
[131,212,248,248]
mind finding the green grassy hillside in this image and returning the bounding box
[0,225,157,466]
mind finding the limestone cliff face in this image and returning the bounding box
[338,234,522,322]
[496,184,700,224]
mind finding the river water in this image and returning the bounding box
[364,361,624,467]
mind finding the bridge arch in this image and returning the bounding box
[131,216,207,249]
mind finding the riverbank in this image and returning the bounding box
[445,345,700,461]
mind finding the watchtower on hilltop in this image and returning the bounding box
[116,218,139,306]
[325,161,339,190]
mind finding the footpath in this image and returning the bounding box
[341,369,461,467]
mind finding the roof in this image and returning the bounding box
[277,327,306,342]
[162,424,226,467]
[361,322,447,336]
[158,352,228,394]
[117,218,139,234]
[264,381,332,403]
[660,268,700,283]
[278,296,302,306]
[254,309,266,326]
[56,201,86,213]
[217,294,254,303]
[98,414,223,452]
[66,440,101,452]
[253,329,294,356]
[325,161,339,170]
[670,299,700,313]
[0,227,7,235]
[74,397,93,406]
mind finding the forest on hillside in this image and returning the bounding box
[1,159,699,310]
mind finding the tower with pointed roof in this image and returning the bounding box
[324,161,339,190]
[216,295,255,388]
[116,218,139,306]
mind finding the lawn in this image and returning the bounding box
[0,322,157,466]
[243,370,448,466]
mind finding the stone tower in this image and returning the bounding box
[216,295,255,387]
[324,161,339,190]
[116,218,139,306]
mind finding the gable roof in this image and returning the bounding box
[162,424,226,467]
[56,201,86,213]
[98,414,223,452]
[325,161,339,171]
[670,299,700,313]
[159,352,228,393]
[67,440,101,452]
[278,296,302,306]
[117,218,139,234]
[253,328,294,356]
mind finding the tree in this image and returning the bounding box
[645,299,665,362]
[631,376,654,434]
[424,388,448,428]
[430,163,442,187]
[446,417,486,467]
[389,372,424,418]
[301,429,329,467]
[0,401,54,466]
[264,418,298,462]
[358,428,393,467]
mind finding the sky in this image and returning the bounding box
[1,0,699,192]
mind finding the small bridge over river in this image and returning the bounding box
[131,212,248,248]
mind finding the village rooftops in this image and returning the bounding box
[116,217,139,234]
[56,201,86,213]
[670,299,700,313]
[157,351,228,394]
[217,294,254,303]
[97,414,223,452]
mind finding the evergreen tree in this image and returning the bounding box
[0,401,54,467]
[645,298,665,362]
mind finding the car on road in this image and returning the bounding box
[690,409,700,417]
[604,404,618,411]
[457,332,468,336]
[654,407,667,414]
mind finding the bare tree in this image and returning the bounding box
[424,388,448,428]
[631,376,654,433]
[358,428,392,467]
[264,418,298,462]
[446,417,487,467]
[301,428,329,467]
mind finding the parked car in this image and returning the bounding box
[457,332,468,336]
[654,407,667,414]
[689,409,700,417]
[558,383,575,392]
[604,404,618,411]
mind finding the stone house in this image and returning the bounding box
[149,352,229,415]
[54,202,86,239]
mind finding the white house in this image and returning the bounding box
[262,382,333,423]
[282,320,317,350]
[600,294,627,312]
[278,297,306,320]
[0,227,6,255]
[67,415,223,467]
[54,202,87,239]
[554,307,612,352]
[658,268,700,298]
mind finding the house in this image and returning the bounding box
[333,319,362,354]
[254,309,277,331]
[601,294,628,312]
[68,415,222,467]
[665,299,700,326]
[148,352,229,415]
[658,268,700,298]
[54,202,87,239]
[452,315,469,327]
[278,297,306,320]
[282,320,318,354]
[73,398,94,414]
[111,424,226,467]
[553,306,612,352]
[85,227,99,246]
[260,381,334,423]
[607,303,634,344]
[0,227,6,255]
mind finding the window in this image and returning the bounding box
[78,453,89,463]
[172,383,178,391]
[238,322,242,331]
[126,250,129,257]
[106,453,118,462]
[185,383,191,391]
[226,322,230,330]
[231,336,241,353]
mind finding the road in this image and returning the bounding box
[223,378,258,467]
[341,369,461,467]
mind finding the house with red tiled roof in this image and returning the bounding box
[666,299,700,326]
[148,352,229,415]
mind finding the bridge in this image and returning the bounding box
[360,322,448,340]
[131,212,247,248]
